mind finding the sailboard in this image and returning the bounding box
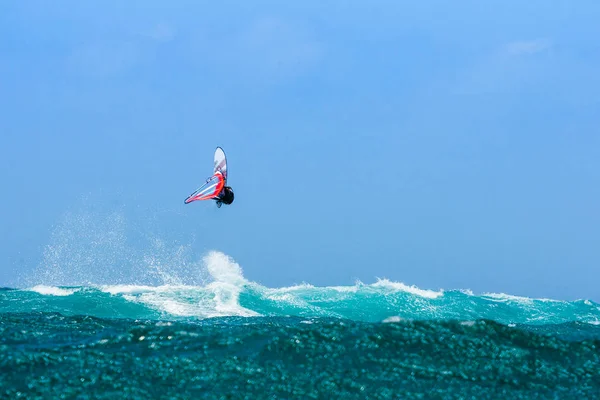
[184,147,228,205]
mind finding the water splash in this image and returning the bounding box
[25,208,208,287]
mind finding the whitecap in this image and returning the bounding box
[27,285,79,297]
[482,292,535,305]
[371,279,444,299]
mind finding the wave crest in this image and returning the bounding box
[6,253,599,327]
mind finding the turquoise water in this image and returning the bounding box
[2,251,600,399]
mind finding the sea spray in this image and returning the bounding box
[23,208,210,288]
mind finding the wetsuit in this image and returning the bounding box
[216,186,234,207]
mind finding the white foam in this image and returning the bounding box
[118,286,255,318]
[101,284,194,295]
[103,252,259,319]
[201,251,258,317]
[113,284,259,318]
[137,294,201,317]
[382,316,404,323]
[206,281,259,317]
[535,298,563,303]
[326,285,359,293]
[483,292,564,304]
[27,285,79,297]
[268,283,315,293]
[371,279,443,299]
[101,285,157,295]
[482,293,535,305]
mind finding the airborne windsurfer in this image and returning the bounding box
[184,146,234,208]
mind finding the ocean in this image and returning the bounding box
[2,251,600,399]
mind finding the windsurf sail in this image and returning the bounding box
[184,147,229,205]
[184,172,225,204]
[214,147,227,183]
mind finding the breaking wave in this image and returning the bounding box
[2,250,599,327]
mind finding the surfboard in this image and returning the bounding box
[184,147,228,205]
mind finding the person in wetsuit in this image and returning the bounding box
[216,186,234,208]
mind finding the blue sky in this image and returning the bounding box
[1,1,599,300]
